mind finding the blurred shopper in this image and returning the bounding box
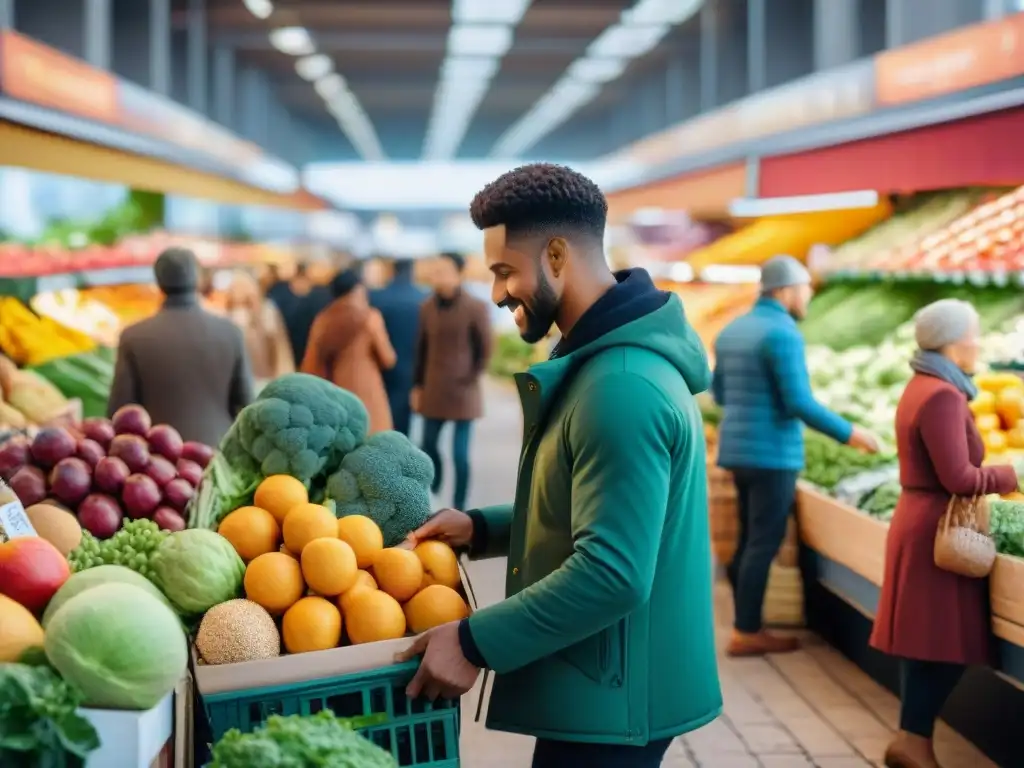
[713,255,880,657]
[225,270,293,384]
[109,247,254,446]
[301,268,396,433]
[399,164,721,768]
[411,252,491,511]
[870,300,1017,768]
[370,259,428,435]
[267,262,332,368]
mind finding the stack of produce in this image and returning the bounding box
[0,354,73,428]
[0,404,215,539]
[801,431,896,493]
[192,473,470,664]
[968,371,1024,458]
[826,190,987,275]
[31,285,163,347]
[0,297,97,367]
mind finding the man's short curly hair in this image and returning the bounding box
[469,163,607,242]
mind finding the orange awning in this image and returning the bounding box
[606,163,747,224]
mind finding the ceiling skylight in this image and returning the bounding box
[446,25,514,58]
[490,0,704,157]
[268,27,315,56]
[452,0,531,24]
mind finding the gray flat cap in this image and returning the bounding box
[914,298,979,350]
[760,255,811,292]
[154,247,199,295]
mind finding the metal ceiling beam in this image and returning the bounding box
[212,31,595,53]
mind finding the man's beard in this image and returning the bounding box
[514,272,560,344]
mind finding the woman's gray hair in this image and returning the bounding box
[914,298,979,351]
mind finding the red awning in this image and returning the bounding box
[758,107,1024,197]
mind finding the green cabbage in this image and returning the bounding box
[42,564,172,628]
[150,529,245,616]
[44,582,187,710]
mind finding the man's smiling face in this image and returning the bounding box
[483,225,561,344]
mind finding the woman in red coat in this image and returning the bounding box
[870,299,1018,768]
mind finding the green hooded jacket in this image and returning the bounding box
[466,289,723,744]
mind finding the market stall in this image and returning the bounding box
[0,374,469,766]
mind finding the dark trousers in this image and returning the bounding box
[899,658,965,738]
[387,390,412,436]
[532,738,672,768]
[421,418,472,511]
[727,467,799,634]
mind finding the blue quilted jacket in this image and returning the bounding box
[712,298,852,470]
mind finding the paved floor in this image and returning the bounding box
[424,380,995,768]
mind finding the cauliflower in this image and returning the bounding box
[326,431,434,546]
[188,374,369,529]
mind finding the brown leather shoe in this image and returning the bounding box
[883,732,939,768]
[726,630,801,657]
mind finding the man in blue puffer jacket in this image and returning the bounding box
[713,255,879,657]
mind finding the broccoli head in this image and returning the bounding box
[223,373,369,483]
[326,430,434,546]
[189,374,369,529]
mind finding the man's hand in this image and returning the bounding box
[396,621,480,701]
[410,387,422,413]
[404,508,474,549]
[848,425,881,454]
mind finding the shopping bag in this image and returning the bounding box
[934,486,996,578]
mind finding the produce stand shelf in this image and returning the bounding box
[795,483,1024,766]
[202,660,459,768]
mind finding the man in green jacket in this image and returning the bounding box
[400,163,722,766]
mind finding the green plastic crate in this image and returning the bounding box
[203,660,460,767]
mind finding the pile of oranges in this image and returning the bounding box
[215,475,469,656]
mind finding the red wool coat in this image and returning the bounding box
[870,374,1018,665]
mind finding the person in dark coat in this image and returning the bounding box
[412,252,492,511]
[713,255,880,657]
[266,262,332,368]
[870,299,1018,768]
[108,247,254,447]
[369,259,428,435]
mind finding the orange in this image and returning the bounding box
[338,570,378,614]
[301,538,358,596]
[372,548,424,602]
[345,590,406,644]
[0,593,44,662]
[414,540,461,590]
[282,503,338,554]
[336,515,384,568]
[244,552,305,615]
[254,475,309,525]
[282,596,342,653]
[218,506,280,561]
[403,585,470,634]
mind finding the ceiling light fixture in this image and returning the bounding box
[268,26,315,56]
[314,73,346,99]
[452,0,531,24]
[567,57,627,83]
[586,23,669,59]
[446,24,515,57]
[441,56,501,82]
[622,0,702,25]
[295,53,333,81]
[243,0,274,19]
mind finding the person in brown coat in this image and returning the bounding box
[300,268,396,433]
[869,299,1018,768]
[108,247,254,447]
[225,270,294,386]
[411,252,492,511]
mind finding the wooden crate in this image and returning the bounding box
[707,461,739,566]
[796,483,888,587]
[764,562,805,627]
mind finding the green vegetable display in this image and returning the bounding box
[990,500,1024,558]
[44,582,188,711]
[190,374,370,529]
[209,711,395,768]
[67,519,168,581]
[29,349,115,419]
[802,431,896,491]
[149,529,245,616]
[326,430,434,547]
[0,660,100,767]
[860,480,901,521]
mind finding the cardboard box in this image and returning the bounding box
[195,558,479,695]
[81,692,173,768]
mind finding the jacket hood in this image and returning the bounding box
[525,269,711,407]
